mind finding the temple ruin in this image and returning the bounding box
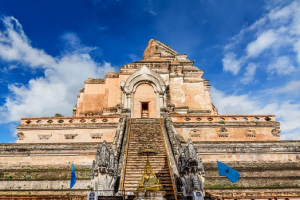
[0,39,299,200]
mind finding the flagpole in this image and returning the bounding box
[69,161,73,200]
[218,175,223,200]
[217,160,223,200]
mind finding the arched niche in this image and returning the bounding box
[121,66,167,118]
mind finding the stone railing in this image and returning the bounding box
[20,116,121,125]
[168,114,277,123]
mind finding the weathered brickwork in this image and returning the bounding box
[0,141,299,197]
[3,39,298,199]
[16,116,121,143]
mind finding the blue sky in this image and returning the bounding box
[0,0,300,142]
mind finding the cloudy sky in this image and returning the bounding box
[0,0,299,142]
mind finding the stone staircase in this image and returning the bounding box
[122,118,176,199]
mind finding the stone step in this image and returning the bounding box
[125,171,171,175]
[128,141,164,144]
[126,160,167,164]
[124,182,172,189]
[125,163,169,167]
[126,162,168,166]
[125,167,169,171]
[126,159,167,162]
[128,146,164,148]
[124,185,174,190]
[124,178,171,182]
[126,156,166,159]
[126,154,166,157]
[124,177,171,181]
[123,120,175,198]
[125,173,171,177]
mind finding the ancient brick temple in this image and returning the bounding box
[0,40,299,199]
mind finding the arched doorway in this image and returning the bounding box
[133,83,157,118]
[121,66,168,118]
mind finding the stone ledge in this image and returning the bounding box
[188,140,300,144]
[173,121,279,127]
[203,162,300,170]
[0,142,111,148]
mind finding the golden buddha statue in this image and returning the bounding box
[137,158,162,191]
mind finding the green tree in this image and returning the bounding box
[54,113,64,117]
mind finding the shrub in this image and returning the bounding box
[7,175,13,180]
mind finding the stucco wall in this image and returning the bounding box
[169,77,213,111]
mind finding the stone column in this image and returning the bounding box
[156,93,160,118]
[130,93,134,118]
[125,93,131,109]
[164,93,167,108]
[159,92,164,108]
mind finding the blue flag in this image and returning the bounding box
[70,163,77,189]
[217,161,240,183]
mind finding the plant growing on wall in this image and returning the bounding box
[54,113,64,117]
[177,134,185,142]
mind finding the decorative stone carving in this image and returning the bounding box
[105,72,119,78]
[165,117,182,162]
[177,139,205,196]
[17,132,25,140]
[271,127,281,137]
[103,107,117,115]
[184,118,191,121]
[123,66,167,94]
[72,105,77,117]
[84,78,106,84]
[190,129,201,137]
[38,134,52,140]
[188,110,211,114]
[112,118,127,158]
[91,141,118,196]
[64,134,78,139]
[217,127,229,137]
[245,129,256,137]
[90,133,103,139]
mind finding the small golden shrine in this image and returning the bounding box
[137,148,162,192]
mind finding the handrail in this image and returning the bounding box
[120,118,132,191]
[159,118,177,200]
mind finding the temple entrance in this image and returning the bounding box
[141,102,149,118]
[133,83,157,118]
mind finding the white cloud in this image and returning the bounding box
[127,54,140,62]
[0,16,55,68]
[145,0,157,16]
[246,30,278,58]
[210,87,260,114]
[211,87,300,140]
[222,53,242,75]
[265,80,300,97]
[240,63,257,84]
[267,56,296,75]
[60,32,97,54]
[268,3,293,21]
[0,16,115,123]
[222,1,300,76]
